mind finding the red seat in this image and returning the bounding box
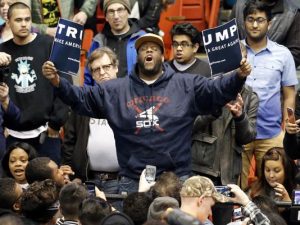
[159,0,219,60]
[96,3,105,32]
[80,29,94,86]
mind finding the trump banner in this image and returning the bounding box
[202,19,242,77]
[49,18,83,76]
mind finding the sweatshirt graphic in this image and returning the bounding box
[12,58,37,93]
[133,103,165,134]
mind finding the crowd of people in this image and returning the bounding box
[0,0,300,224]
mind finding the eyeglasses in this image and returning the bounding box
[246,17,267,25]
[91,64,113,74]
[106,7,127,17]
[172,41,194,48]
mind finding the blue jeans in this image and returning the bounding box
[91,178,122,211]
[118,176,139,195]
[92,178,119,194]
[179,174,190,183]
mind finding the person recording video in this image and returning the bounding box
[284,99,300,159]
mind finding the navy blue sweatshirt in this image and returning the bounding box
[0,101,20,158]
[56,63,245,179]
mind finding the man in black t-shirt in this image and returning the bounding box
[0,2,70,165]
[167,23,211,77]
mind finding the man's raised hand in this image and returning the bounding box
[237,58,252,79]
[42,61,60,87]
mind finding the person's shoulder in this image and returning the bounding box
[128,20,146,37]
[268,39,293,55]
[268,39,288,50]
[172,70,204,82]
[93,32,105,41]
[34,33,53,45]
[165,60,174,68]
[0,40,11,50]
[102,77,128,87]
[130,29,146,42]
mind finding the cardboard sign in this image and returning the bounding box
[49,18,83,76]
[202,19,242,77]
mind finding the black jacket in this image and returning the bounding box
[192,85,258,184]
[62,112,90,181]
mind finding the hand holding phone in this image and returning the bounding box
[287,107,296,124]
[292,190,300,205]
[215,186,234,197]
[85,181,96,196]
[145,165,156,183]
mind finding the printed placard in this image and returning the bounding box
[202,19,242,77]
[49,18,83,76]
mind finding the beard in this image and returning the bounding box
[137,57,163,78]
[245,29,268,43]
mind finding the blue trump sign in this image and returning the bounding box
[202,19,242,77]
[50,18,83,76]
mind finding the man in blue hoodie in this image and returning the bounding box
[42,33,252,194]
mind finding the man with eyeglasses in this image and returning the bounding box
[61,47,121,210]
[42,33,252,194]
[0,2,70,166]
[84,0,145,86]
[239,1,298,190]
[167,23,211,77]
[231,0,300,67]
[168,23,258,225]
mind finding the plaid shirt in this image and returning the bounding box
[242,201,270,225]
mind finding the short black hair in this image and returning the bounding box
[79,196,112,225]
[170,23,201,44]
[252,195,279,214]
[59,183,88,218]
[0,178,19,210]
[25,157,52,184]
[7,2,31,19]
[243,0,272,21]
[2,142,37,178]
[20,179,59,224]
[123,192,152,225]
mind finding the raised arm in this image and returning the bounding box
[231,88,258,145]
[42,61,105,118]
[193,58,251,115]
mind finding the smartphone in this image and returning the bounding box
[215,186,234,197]
[292,189,300,205]
[145,165,156,183]
[232,207,244,221]
[287,107,296,124]
[85,181,96,196]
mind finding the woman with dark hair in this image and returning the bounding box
[2,142,37,189]
[252,195,287,225]
[248,147,297,202]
